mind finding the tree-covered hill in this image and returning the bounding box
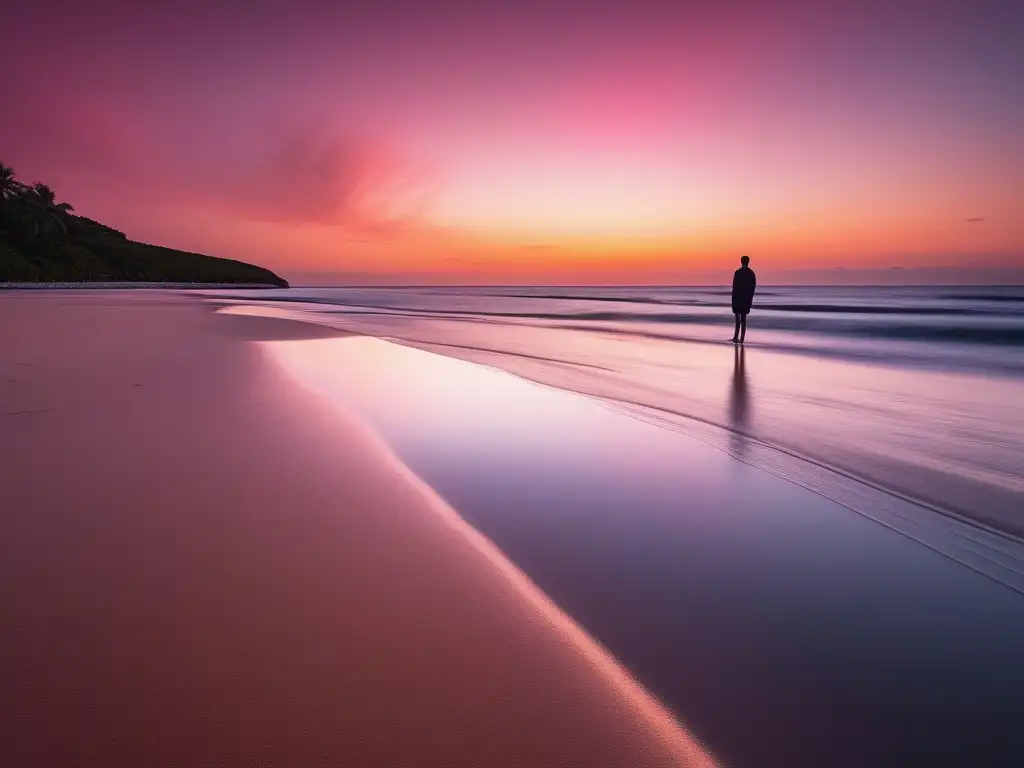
[0,164,288,287]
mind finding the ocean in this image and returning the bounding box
[213,284,1024,549]
[235,284,1024,373]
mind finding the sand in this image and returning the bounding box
[0,292,713,767]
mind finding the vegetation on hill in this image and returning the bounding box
[0,163,288,286]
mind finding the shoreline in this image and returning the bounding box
[211,297,1024,544]
[1,291,713,767]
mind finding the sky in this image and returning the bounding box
[3,0,1023,284]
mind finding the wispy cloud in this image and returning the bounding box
[3,90,433,239]
[210,132,434,235]
[965,217,987,223]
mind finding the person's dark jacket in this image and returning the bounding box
[731,266,757,315]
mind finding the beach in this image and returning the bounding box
[6,288,1024,767]
[1,292,713,767]
[5,0,1020,762]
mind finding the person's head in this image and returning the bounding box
[740,255,750,267]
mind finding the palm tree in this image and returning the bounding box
[17,182,75,240]
[0,163,20,201]
[0,163,26,231]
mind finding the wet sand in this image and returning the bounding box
[0,292,713,767]
[212,291,1024,539]
[265,335,1024,766]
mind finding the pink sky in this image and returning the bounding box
[4,0,1022,284]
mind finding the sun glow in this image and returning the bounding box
[431,153,706,239]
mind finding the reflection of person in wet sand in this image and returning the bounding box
[728,344,750,456]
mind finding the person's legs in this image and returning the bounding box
[732,314,741,342]
[739,313,747,343]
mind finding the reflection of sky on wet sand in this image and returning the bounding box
[222,300,1024,533]
[265,336,1024,768]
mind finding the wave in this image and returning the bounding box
[939,293,1024,303]
[208,285,1024,375]
[292,304,1024,348]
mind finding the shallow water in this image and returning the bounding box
[264,335,1024,768]
[212,285,1024,545]
[223,284,1024,372]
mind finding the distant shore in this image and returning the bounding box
[0,281,286,290]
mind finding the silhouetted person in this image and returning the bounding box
[731,255,756,343]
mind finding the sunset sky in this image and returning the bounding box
[4,0,1022,284]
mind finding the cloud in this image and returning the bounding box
[168,130,437,239]
[519,243,562,251]
[1,88,433,239]
[965,217,986,223]
[211,133,429,230]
